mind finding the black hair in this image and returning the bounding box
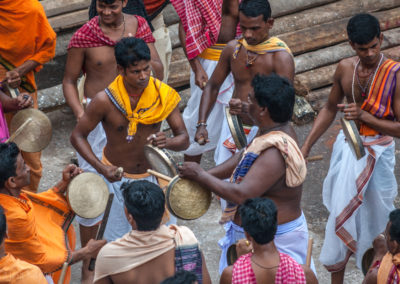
[239,0,271,21]
[347,13,381,45]
[89,0,153,30]
[160,270,197,284]
[115,37,151,69]
[0,206,6,244]
[251,73,295,123]
[389,209,400,243]
[122,180,165,231]
[239,198,277,245]
[0,143,19,188]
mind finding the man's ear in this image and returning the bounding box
[124,207,137,229]
[117,65,125,76]
[349,41,356,51]
[122,0,128,8]
[5,176,16,189]
[379,33,384,44]
[259,106,269,117]
[266,18,274,29]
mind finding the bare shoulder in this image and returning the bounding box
[337,57,355,73]
[86,90,111,113]
[220,265,233,284]
[124,13,139,24]
[273,50,294,64]
[301,265,318,284]
[225,39,238,53]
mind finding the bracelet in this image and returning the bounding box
[196,122,207,128]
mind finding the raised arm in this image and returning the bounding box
[62,48,86,121]
[164,106,190,151]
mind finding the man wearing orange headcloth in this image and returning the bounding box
[0,0,56,192]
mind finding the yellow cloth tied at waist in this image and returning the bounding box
[198,44,226,61]
[233,36,292,59]
[106,75,180,141]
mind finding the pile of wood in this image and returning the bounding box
[36,0,400,117]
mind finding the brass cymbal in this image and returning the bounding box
[9,108,52,152]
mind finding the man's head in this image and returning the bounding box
[0,206,6,246]
[239,198,277,245]
[115,37,151,89]
[122,180,165,231]
[248,73,295,125]
[386,209,400,254]
[96,0,127,25]
[0,143,29,190]
[239,0,273,45]
[347,13,383,65]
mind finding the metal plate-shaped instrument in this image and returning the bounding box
[143,144,178,177]
[225,107,247,150]
[340,118,366,160]
[9,108,52,152]
[361,247,374,275]
[67,172,109,219]
[166,176,211,220]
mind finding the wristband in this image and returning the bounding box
[196,122,207,128]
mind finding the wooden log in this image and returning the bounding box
[270,0,337,18]
[167,48,191,88]
[280,7,400,55]
[272,0,400,36]
[41,0,90,18]
[306,87,330,112]
[49,10,88,32]
[163,4,180,26]
[295,27,400,74]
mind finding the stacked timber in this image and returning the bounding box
[36,0,400,118]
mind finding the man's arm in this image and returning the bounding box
[164,106,190,151]
[218,0,239,43]
[300,266,318,284]
[0,90,33,112]
[301,62,345,158]
[147,42,164,81]
[94,276,112,284]
[201,252,212,284]
[180,147,285,204]
[62,48,86,121]
[274,51,295,83]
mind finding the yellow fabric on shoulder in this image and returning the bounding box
[199,44,226,61]
[233,36,292,59]
[106,75,181,141]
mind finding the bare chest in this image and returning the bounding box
[85,46,117,74]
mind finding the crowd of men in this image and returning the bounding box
[0,0,399,283]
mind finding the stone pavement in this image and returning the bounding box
[38,107,400,283]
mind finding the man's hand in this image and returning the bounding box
[229,98,248,115]
[300,145,310,160]
[178,161,205,181]
[337,103,363,121]
[193,64,208,90]
[15,93,33,109]
[56,164,83,193]
[235,239,253,258]
[372,234,387,258]
[100,165,123,183]
[5,70,21,88]
[195,126,209,145]
[147,132,167,148]
[85,239,107,259]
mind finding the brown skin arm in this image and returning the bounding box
[342,71,400,137]
[218,0,239,43]
[147,42,164,81]
[180,147,285,204]
[363,234,387,284]
[220,265,233,284]
[5,60,41,88]
[164,106,190,151]
[201,252,212,284]
[94,276,112,284]
[63,48,86,120]
[301,62,345,158]
[300,265,319,284]
[273,51,295,82]
[0,90,33,112]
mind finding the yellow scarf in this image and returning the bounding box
[233,36,292,59]
[106,75,181,141]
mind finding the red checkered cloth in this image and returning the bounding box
[170,0,222,60]
[68,15,155,49]
[232,252,306,284]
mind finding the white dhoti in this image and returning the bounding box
[320,131,397,271]
[218,213,314,274]
[183,57,234,156]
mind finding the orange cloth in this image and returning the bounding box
[143,0,166,15]
[0,253,47,284]
[377,252,400,284]
[0,189,76,284]
[0,0,56,92]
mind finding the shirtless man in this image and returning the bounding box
[301,13,400,284]
[93,180,210,284]
[170,0,241,163]
[180,74,310,274]
[195,0,294,166]
[70,37,188,283]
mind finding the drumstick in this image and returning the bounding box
[57,262,69,284]
[306,155,323,162]
[5,118,32,143]
[88,193,114,271]
[147,169,172,182]
[306,237,313,267]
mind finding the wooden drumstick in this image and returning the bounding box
[306,155,323,162]
[306,237,313,267]
[5,118,32,143]
[114,167,124,178]
[57,262,69,284]
[147,169,172,182]
[88,193,114,271]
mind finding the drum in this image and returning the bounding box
[67,172,109,218]
[340,118,366,160]
[225,107,247,150]
[361,247,375,276]
[166,175,211,220]
[143,144,178,177]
